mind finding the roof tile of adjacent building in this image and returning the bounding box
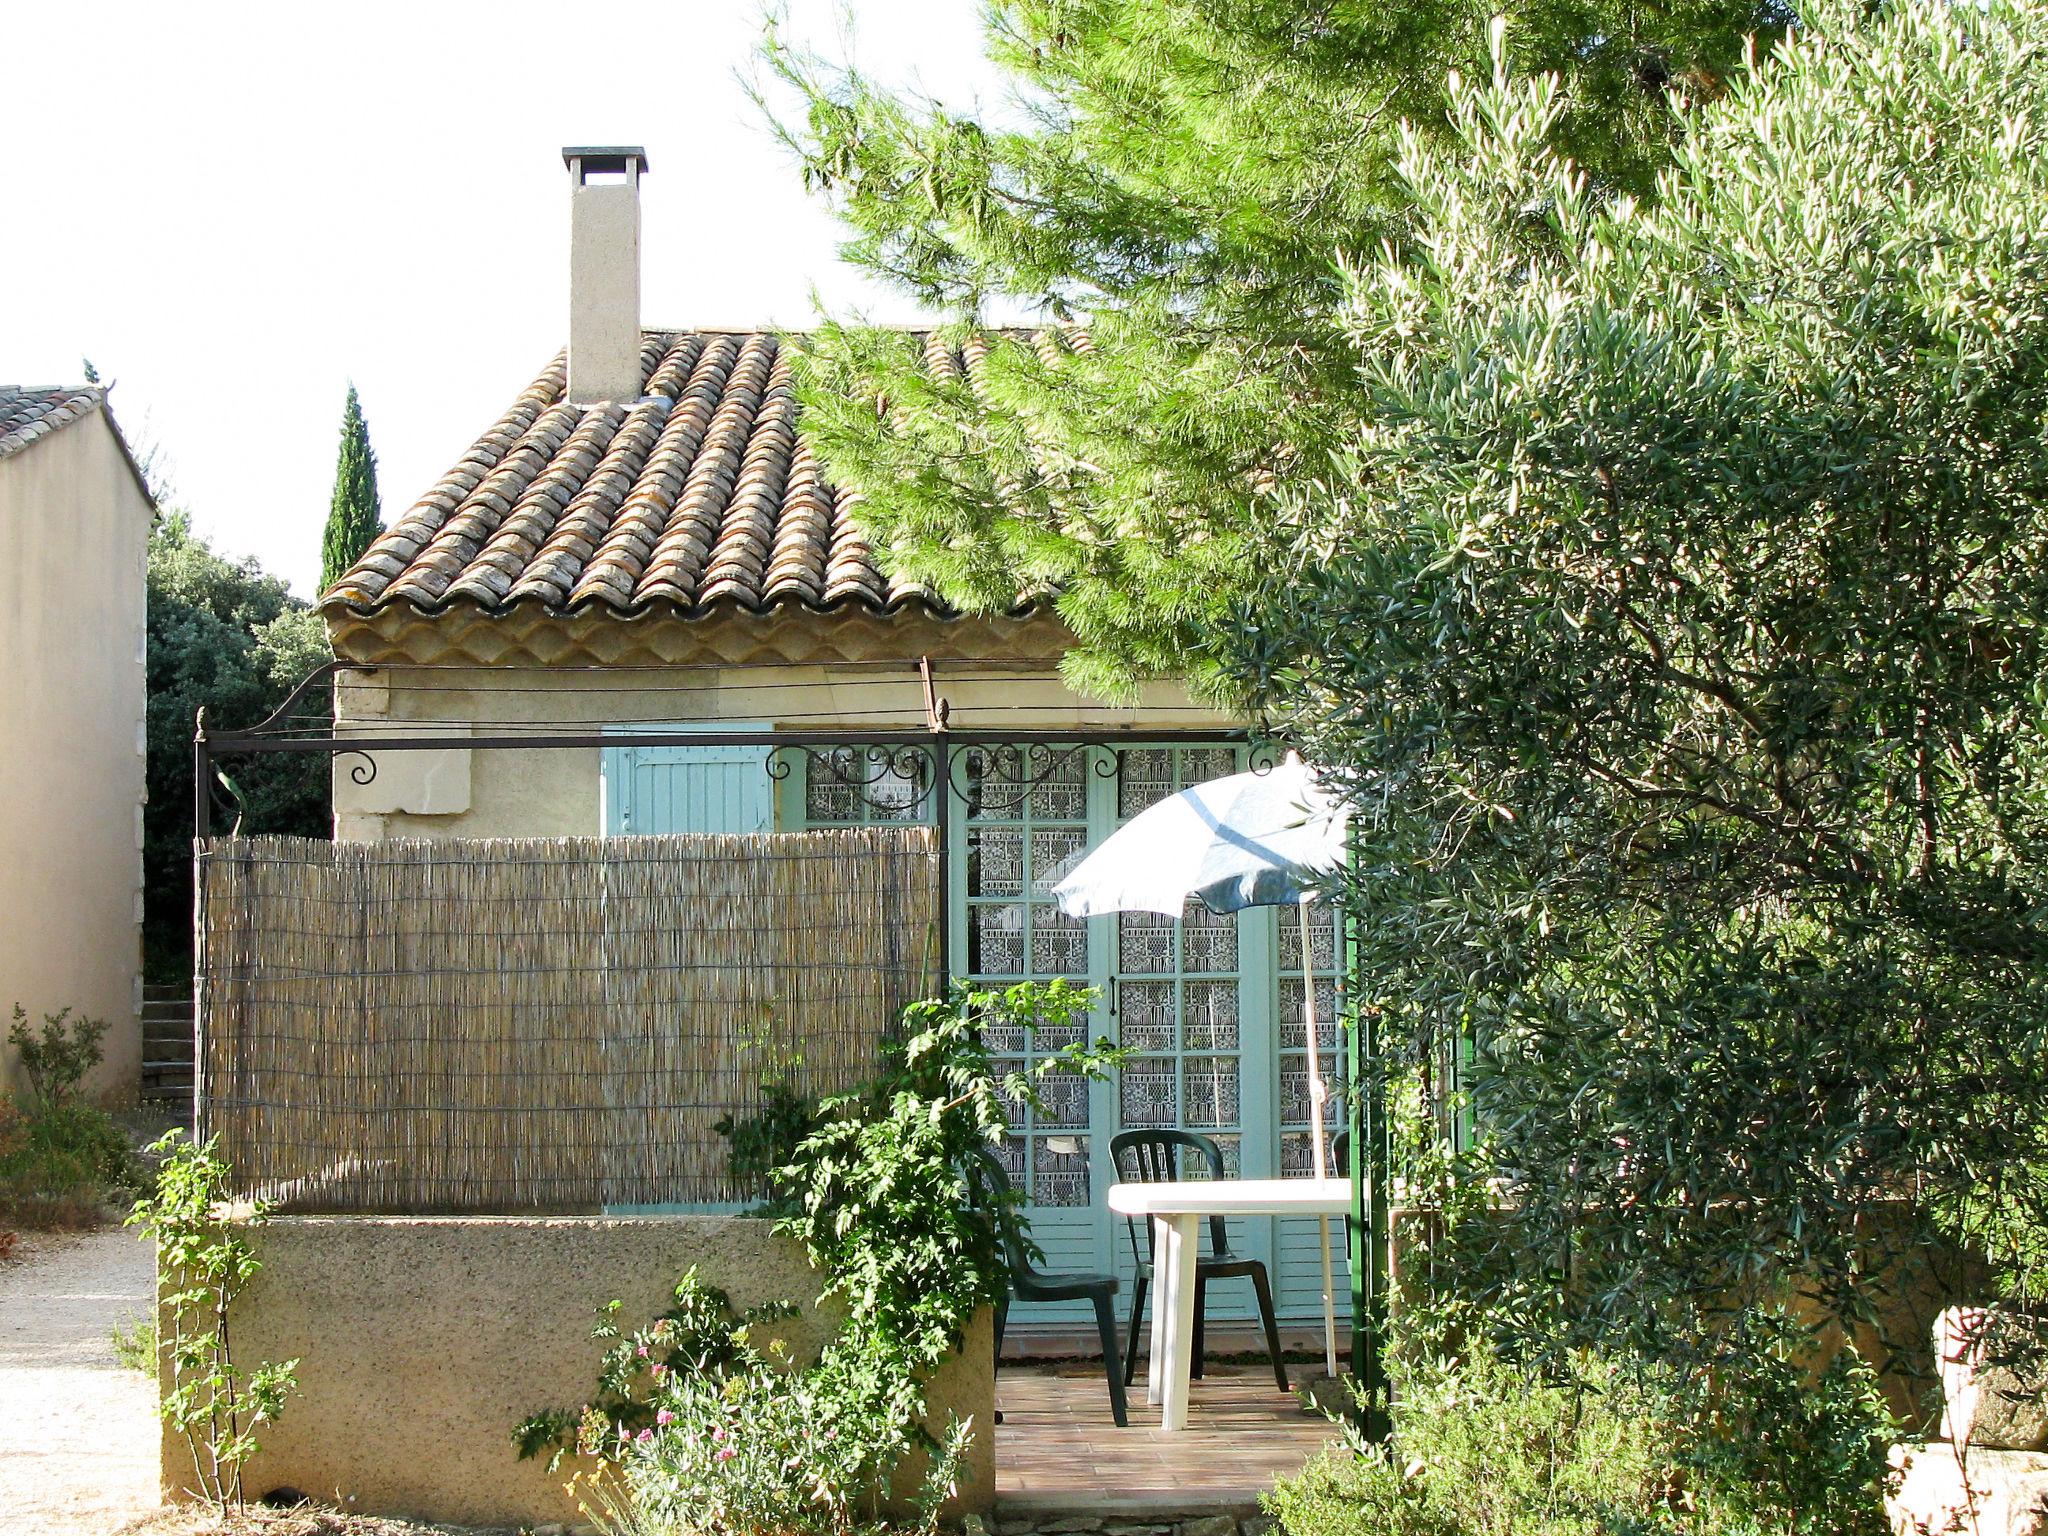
[0,384,109,461]
[325,328,1073,620]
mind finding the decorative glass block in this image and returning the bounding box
[1117,748,1172,817]
[1033,1018,1085,1053]
[1279,906,1340,972]
[965,749,1024,824]
[1119,1062,1178,1126]
[1118,981,1175,1051]
[805,772,859,824]
[867,756,929,821]
[1182,746,1237,784]
[1280,1055,1343,1126]
[1182,905,1238,973]
[1279,979,1342,1048]
[1031,778,1086,821]
[1181,1134,1240,1180]
[981,1022,1026,1054]
[1030,828,1088,894]
[1029,904,1087,975]
[1038,1069,1089,1128]
[970,904,1024,976]
[997,1135,1027,1179]
[1182,1056,1240,1128]
[970,828,1025,898]
[1181,981,1240,1050]
[1034,1139,1089,1207]
[1279,1132,1315,1177]
[1118,913,1174,975]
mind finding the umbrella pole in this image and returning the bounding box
[1302,894,1339,1380]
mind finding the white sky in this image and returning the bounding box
[2,2,1007,597]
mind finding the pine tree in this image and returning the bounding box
[764,0,1788,695]
[319,384,382,592]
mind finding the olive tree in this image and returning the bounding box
[1238,2,2048,1477]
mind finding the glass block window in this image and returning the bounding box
[1277,901,1347,1177]
[1111,745,1247,1175]
[964,744,1098,1207]
[799,746,935,826]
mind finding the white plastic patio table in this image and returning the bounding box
[1106,1177,1350,1430]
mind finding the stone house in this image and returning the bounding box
[316,148,1346,1328]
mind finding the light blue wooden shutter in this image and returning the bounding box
[602,726,775,836]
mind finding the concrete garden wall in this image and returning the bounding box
[159,1214,995,1528]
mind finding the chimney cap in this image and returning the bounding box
[563,145,650,176]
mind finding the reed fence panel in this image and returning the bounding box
[194,829,941,1212]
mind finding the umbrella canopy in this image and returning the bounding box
[1052,755,1350,919]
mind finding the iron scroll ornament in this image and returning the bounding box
[946,742,1112,818]
[765,743,939,819]
[336,748,380,788]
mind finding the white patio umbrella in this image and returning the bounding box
[1053,753,1351,1377]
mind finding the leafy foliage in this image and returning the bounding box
[0,1004,145,1227]
[128,1133,298,1513]
[519,980,1114,1534]
[0,1097,148,1228]
[766,0,1784,696]
[1267,1344,1884,1536]
[513,1269,799,1469]
[147,513,330,972]
[111,1311,159,1374]
[319,384,383,593]
[1231,0,2048,1482]
[7,1003,108,1112]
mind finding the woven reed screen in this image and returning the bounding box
[194,829,941,1213]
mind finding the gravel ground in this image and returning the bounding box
[0,1227,160,1535]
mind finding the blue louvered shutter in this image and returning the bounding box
[602,726,775,836]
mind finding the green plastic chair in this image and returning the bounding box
[1108,1128,1288,1393]
[968,1145,1130,1427]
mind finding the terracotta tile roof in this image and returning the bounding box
[326,328,1076,619]
[0,384,107,461]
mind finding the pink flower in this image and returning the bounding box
[651,1363,667,1378]
[716,1447,736,1462]
[636,1344,650,1359]
[712,1426,726,1444]
[636,1428,654,1444]
[657,1409,674,1426]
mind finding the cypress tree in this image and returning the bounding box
[320,384,383,591]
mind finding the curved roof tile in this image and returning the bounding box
[323,327,1073,620]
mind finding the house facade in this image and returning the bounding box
[0,384,152,1105]
[318,149,1345,1328]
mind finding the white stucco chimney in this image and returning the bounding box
[562,146,648,403]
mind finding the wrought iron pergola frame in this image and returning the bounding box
[191,657,1389,1427]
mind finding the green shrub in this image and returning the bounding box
[1267,1346,1888,1536]
[0,1097,149,1227]
[7,1002,108,1111]
[111,1312,158,1374]
[0,1001,143,1228]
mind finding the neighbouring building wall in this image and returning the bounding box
[162,1215,996,1526]
[327,614,1238,842]
[0,411,148,1104]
